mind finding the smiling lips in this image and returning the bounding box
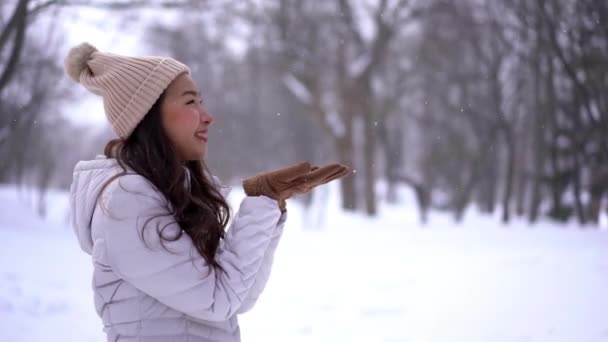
[195,130,208,143]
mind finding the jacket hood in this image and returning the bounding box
[69,155,232,255]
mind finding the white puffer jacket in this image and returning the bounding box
[70,156,286,341]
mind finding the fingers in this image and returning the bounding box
[291,164,349,192]
[272,162,350,198]
[304,164,342,183]
[324,165,350,183]
[319,166,349,185]
[277,161,313,181]
[311,164,350,185]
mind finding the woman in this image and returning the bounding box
[66,42,349,342]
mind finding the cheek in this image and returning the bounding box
[177,109,200,131]
[164,106,199,136]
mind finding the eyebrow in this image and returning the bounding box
[181,90,199,97]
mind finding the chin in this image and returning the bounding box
[185,154,202,161]
[185,148,206,161]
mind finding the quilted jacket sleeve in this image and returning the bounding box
[236,211,287,314]
[92,174,282,322]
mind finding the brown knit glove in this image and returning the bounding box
[242,161,350,211]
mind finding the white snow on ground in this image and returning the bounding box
[1,183,607,342]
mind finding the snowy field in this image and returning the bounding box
[1,183,607,342]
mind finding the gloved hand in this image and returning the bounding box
[242,161,350,212]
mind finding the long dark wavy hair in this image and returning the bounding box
[100,91,230,270]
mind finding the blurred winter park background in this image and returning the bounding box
[1,0,608,341]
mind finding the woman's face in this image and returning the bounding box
[161,73,214,161]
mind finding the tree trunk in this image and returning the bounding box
[515,117,528,217]
[362,97,377,216]
[572,156,586,225]
[478,147,498,213]
[589,166,608,224]
[529,47,544,223]
[379,119,401,204]
[337,135,357,211]
[502,130,516,223]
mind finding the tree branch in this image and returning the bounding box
[337,0,364,49]
[56,0,200,10]
[0,0,29,92]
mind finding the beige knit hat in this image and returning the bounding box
[64,42,190,138]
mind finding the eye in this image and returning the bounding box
[186,99,203,105]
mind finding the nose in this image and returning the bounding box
[200,107,214,126]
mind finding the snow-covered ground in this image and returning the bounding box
[1,183,607,342]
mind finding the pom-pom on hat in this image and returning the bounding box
[64,42,190,138]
